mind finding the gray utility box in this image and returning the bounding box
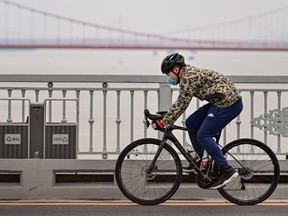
[0,99,78,159]
[44,98,78,159]
[0,98,30,159]
[45,123,77,159]
[0,124,29,158]
[29,103,45,158]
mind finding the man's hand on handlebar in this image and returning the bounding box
[144,109,167,131]
[151,119,164,130]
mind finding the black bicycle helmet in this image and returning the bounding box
[161,53,185,74]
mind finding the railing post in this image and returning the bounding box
[88,90,94,152]
[75,90,80,154]
[250,91,255,153]
[158,83,172,142]
[116,90,121,153]
[35,90,39,102]
[263,91,268,144]
[277,91,282,153]
[21,89,26,122]
[130,90,134,142]
[102,83,108,159]
[48,87,53,123]
[143,90,148,138]
[182,112,186,143]
[62,90,67,123]
[250,91,254,139]
[158,83,172,158]
[158,83,172,112]
[7,89,12,123]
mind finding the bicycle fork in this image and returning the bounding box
[146,138,167,174]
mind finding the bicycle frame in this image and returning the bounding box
[147,124,248,181]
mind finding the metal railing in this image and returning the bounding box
[0,74,288,159]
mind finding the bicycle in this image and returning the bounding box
[115,109,280,205]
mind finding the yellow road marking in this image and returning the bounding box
[0,201,287,206]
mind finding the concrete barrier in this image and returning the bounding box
[0,159,287,200]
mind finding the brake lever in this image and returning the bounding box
[145,116,150,128]
[144,109,150,128]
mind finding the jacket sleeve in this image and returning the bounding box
[162,76,194,127]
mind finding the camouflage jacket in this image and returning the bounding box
[162,65,241,127]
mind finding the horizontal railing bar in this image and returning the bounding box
[1,74,288,84]
[77,151,288,156]
[1,75,288,84]
[0,123,28,125]
[239,89,288,92]
[78,152,121,155]
[2,87,288,92]
[45,123,77,126]
[229,76,288,83]
[0,87,160,91]
[172,89,288,92]
[0,74,167,83]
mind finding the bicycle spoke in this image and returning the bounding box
[218,139,279,205]
[115,139,182,205]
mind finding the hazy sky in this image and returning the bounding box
[8,0,288,35]
[1,0,288,76]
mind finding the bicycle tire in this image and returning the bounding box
[115,138,182,205]
[217,138,280,205]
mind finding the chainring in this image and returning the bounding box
[195,175,215,189]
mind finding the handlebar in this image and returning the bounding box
[144,109,167,128]
[144,109,166,120]
[144,109,197,133]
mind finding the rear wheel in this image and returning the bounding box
[218,139,280,205]
[115,138,182,205]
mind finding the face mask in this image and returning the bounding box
[167,77,177,85]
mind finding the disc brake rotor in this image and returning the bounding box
[141,166,158,181]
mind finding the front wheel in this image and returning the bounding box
[115,138,182,205]
[218,139,280,205]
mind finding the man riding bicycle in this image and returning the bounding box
[156,52,243,189]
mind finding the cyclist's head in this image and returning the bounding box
[161,53,185,74]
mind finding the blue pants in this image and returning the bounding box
[185,99,243,170]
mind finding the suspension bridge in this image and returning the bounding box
[0,0,288,51]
